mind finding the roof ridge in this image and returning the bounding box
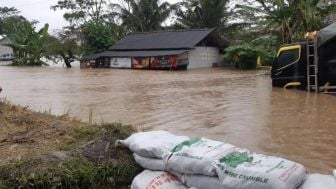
[127,28,213,36]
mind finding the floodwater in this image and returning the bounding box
[0,66,335,174]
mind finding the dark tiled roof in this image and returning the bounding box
[82,50,188,60]
[109,29,214,50]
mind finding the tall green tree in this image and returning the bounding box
[112,0,178,32]
[0,6,19,34]
[51,0,108,28]
[235,0,336,44]
[45,31,81,68]
[176,0,230,29]
[174,0,239,44]
[52,0,124,55]
[82,20,119,54]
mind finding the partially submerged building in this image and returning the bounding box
[0,36,13,61]
[81,29,226,70]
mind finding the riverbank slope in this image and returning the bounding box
[0,100,141,188]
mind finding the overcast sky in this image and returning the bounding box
[1,0,181,32]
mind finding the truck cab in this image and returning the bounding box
[271,42,307,88]
[271,22,336,90]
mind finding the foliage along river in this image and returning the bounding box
[0,66,335,174]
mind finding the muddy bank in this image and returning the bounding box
[0,100,142,188]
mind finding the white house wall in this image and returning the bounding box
[187,47,220,69]
[0,38,13,58]
[110,58,132,68]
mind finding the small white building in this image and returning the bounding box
[0,36,13,61]
[81,29,226,70]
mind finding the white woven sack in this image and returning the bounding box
[213,151,306,189]
[117,131,188,159]
[134,153,167,171]
[131,170,188,189]
[299,174,336,189]
[167,137,235,176]
[172,172,226,189]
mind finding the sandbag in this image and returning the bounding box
[299,174,336,189]
[134,153,167,171]
[117,131,189,159]
[167,137,235,176]
[172,172,226,189]
[131,170,188,189]
[134,154,227,189]
[124,131,307,189]
[213,151,306,189]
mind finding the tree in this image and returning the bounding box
[3,17,49,66]
[174,0,240,44]
[83,20,121,54]
[112,0,178,32]
[51,0,124,55]
[45,31,81,68]
[0,6,19,34]
[176,0,230,29]
[235,0,336,44]
[51,0,108,28]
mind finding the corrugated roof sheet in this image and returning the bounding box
[82,50,189,60]
[109,29,214,50]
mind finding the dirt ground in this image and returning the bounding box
[0,100,142,188]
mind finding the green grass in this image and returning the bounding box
[0,100,142,189]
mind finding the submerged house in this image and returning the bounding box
[81,29,226,70]
[0,36,13,61]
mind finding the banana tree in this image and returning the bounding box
[4,17,49,66]
[27,24,49,65]
[235,0,336,44]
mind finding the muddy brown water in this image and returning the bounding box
[0,66,335,174]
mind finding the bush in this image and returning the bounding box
[224,44,259,70]
[250,35,280,66]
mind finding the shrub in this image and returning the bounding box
[250,35,280,66]
[224,44,259,69]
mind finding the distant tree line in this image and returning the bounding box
[1,0,336,68]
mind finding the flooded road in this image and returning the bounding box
[0,66,335,174]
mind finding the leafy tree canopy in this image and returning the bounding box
[51,0,108,28]
[112,0,179,32]
[0,6,20,34]
[3,17,49,66]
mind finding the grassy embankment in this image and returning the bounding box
[0,100,142,188]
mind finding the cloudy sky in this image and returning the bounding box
[1,0,180,32]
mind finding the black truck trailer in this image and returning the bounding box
[271,22,336,92]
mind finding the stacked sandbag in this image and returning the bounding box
[172,172,225,189]
[213,152,306,189]
[167,137,235,176]
[131,170,189,189]
[299,173,336,189]
[119,131,307,189]
[134,153,166,171]
[168,137,306,189]
[117,131,189,159]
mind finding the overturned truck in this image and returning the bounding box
[271,22,336,93]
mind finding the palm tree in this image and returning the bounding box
[112,0,178,33]
[174,0,237,44]
[176,0,230,29]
